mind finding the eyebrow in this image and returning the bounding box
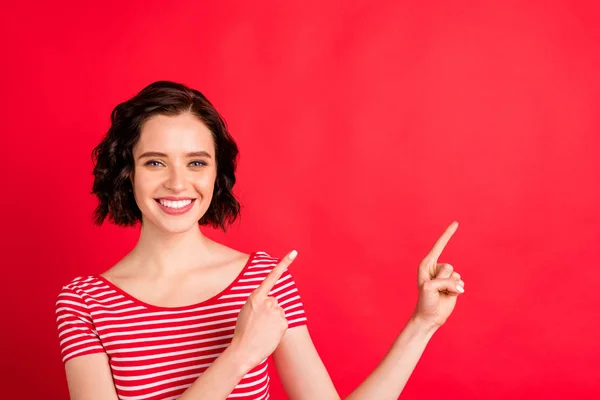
[138,151,212,159]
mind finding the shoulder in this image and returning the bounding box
[56,275,103,307]
[248,251,298,284]
[58,275,100,292]
[246,250,287,272]
[55,277,100,323]
[253,250,280,262]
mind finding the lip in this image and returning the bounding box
[156,196,197,201]
[155,198,196,215]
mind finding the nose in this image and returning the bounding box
[163,166,186,192]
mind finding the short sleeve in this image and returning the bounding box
[55,285,105,363]
[270,267,308,329]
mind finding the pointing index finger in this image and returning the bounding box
[254,250,298,298]
[426,221,459,262]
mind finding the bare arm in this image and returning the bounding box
[65,354,120,400]
[344,316,436,400]
[271,327,339,399]
[274,222,465,400]
[273,317,436,400]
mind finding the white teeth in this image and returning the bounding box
[159,199,193,209]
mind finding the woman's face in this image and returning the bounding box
[131,112,217,234]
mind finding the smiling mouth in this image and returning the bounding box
[155,198,196,209]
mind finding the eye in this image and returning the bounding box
[189,160,207,167]
[145,160,164,167]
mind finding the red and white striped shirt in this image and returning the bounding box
[55,251,307,400]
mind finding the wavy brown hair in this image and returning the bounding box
[91,80,240,231]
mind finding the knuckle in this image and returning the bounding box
[250,297,261,307]
[266,297,278,307]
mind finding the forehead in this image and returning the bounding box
[134,113,214,156]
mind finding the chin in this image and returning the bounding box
[159,220,200,234]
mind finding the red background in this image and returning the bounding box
[1,1,599,399]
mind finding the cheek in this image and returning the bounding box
[194,171,217,192]
[132,171,157,197]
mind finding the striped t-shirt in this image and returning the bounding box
[55,251,307,400]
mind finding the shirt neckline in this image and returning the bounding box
[93,251,257,311]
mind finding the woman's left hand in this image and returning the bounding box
[411,221,465,329]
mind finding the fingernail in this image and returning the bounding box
[456,284,465,293]
[289,250,298,260]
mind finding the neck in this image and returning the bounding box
[130,220,213,278]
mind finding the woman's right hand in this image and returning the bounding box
[229,250,298,369]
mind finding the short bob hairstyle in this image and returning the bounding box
[91,80,240,231]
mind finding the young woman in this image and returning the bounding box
[55,80,466,400]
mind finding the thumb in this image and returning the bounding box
[423,278,465,295]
